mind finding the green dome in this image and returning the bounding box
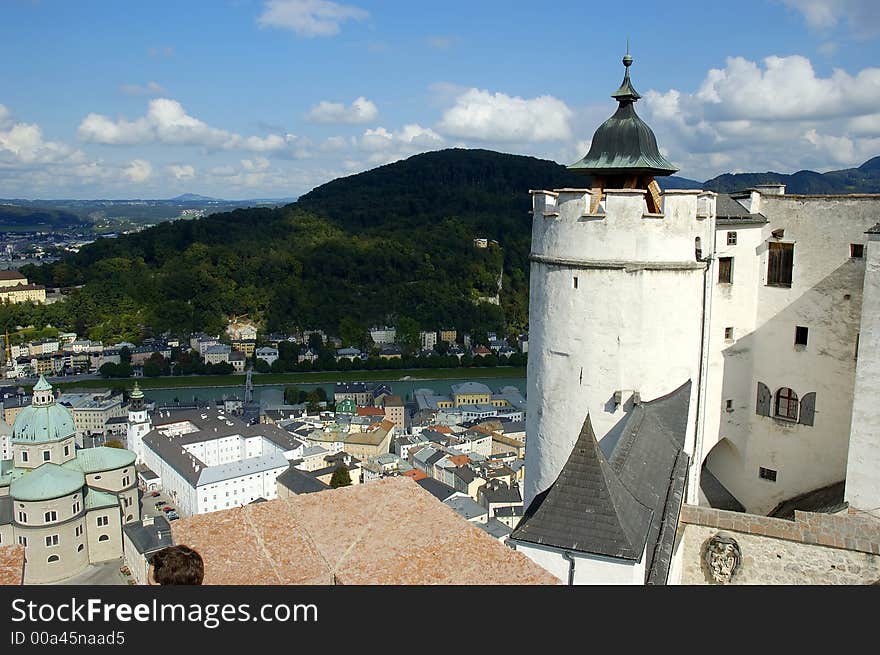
[12,377,76,444]
[10,463,85,501]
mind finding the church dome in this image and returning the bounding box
[11,376,76,444]
[569,54,678,177]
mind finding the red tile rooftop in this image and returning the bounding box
[171,477,558,585]
[0,545,25,585]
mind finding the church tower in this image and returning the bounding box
[523,54,716,507]
[126,381,151,464]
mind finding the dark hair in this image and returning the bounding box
[150,545,204,585]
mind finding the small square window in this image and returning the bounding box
[42,451,51,462]
[759,467,777,482]
[724,327,734,340]
[795,326,809,346]
[851,244,864,258]
[727,231,737,245]
[725,399,734,412]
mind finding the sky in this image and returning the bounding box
[1,0,879,199]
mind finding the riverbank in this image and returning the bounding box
[49,366,527,392]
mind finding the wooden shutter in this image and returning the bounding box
[756,382,771,416]
[768,242,794,286]
[799,392,816,426]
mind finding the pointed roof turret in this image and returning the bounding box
[130,381,144,400]
[33,374,52,393]
[569,53,678,177]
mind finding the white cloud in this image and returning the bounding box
[356,124,444,165]
[320,136,349,151]
[438,89,573,142]
[638,54,880,179]
[782,0,880,37]
[257,0,368,37]
[168,163,195,180]
[124,159,152,182]
[306,96,378,124]
[427,36,456,50]
[0,113,84,167]
[77,98,309,156]
[120,81,167,97]
[241,156,270,171]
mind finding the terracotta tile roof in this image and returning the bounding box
[0,545,25,585]
[171,477,558,585]
[356,407,385,417]
[403,469,428,481]
[427,425,452,434]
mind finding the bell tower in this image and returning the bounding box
[126,381,151,464]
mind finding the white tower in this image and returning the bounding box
[126,381,151,464]
[523,54,716,506]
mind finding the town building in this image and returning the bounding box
[139,409,301,517]
[57,390,126,446]
[0,376,139,583]
[0,270,46,304]
[369,326,397,345]
[203,343,231,365]
[419,330,437,351]
[255,347,278,366]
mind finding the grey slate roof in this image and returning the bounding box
[415,477,457,502]
[275,466,330,495]
[481,481,523,505]
[769,480,846,520]
[122,516,173,556]
[715,193,769,224]
[480,519,513,540]
[866,223,880,234]
[443,495,487,520]
[511,380,692,583]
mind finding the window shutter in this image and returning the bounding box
[799,392,816,426]
[756,382,771,416]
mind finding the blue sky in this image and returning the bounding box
[1,0,879,198]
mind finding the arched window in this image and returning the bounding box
[77,544,84,552]
[98,535,109,542]
[775,387,799,420]
[47,555,60,563]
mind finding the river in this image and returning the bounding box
[141,375,527,406]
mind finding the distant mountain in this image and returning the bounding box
[169,193,221,202]
[704,157,880,194]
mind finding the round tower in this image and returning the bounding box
[524,54,715,505]
[126,381,151,464]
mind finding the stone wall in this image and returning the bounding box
[677,505,880,584]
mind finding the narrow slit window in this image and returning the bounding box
[718,257,733,284]
[725,399,734,412]
[795,326,808,346]
[573,276,578,289]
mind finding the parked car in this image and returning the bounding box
[149,491,160,497]
[167,514,180,521]
[162,506,175,513]
[154,501,167,508]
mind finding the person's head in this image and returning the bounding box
[148,545,204,585]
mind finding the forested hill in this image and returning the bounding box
[0,204,87,230]
[13,150,597,342]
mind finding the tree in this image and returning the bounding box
[396,316,420,354]
[329,465,352,488]
[339,317,365,349]
[253,358,271,373]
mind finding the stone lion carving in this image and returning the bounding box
[702,532,742,584]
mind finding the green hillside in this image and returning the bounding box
[0,204,87,230]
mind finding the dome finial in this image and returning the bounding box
[623,38,632,67]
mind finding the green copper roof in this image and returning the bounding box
[569,54,678,177]
[63,447,136,475]
[10,463,85,501]
[33,375,52,392]
[130,382,144,400]
[12,403,76,444]
[84,487,119,511]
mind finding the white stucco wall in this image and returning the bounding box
[701,195,877,513]
[845,232,880,515]
[524,189,711,505]
[512,540,647,584]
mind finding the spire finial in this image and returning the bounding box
[623,40,633,68]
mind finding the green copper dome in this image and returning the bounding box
[12,377,76,444]
[569,54,678,177]
[10,463,84,501]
